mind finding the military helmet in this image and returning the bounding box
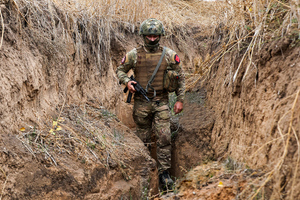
[139,18,165,36]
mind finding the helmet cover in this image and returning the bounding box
[139,18,165,36]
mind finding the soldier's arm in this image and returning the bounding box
[165,48,185,103]
[116,49,137,86]
[174,63,185,103]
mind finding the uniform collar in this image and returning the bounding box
[143,44,160,53]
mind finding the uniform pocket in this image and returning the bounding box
[163,70,179,92]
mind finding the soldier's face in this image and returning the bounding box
[145,35,160,45]
[146,35,160,42]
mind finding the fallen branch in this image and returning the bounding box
[16,136,36,158]
[42,146,57,166]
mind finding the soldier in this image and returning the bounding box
[116,18,185,190]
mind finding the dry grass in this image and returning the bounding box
[8,0,298,77]
[240,89,300,199]
[3,0,298,79]
[2,0,300,198]
[188,0,300,88]
[4,0,228,68]
[17,102,149,177]
[182,1,300,199]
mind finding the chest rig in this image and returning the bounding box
[134,46,168,97]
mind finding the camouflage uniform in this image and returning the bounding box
[116,19,185,174]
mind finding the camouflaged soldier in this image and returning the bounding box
[116,18,185,190]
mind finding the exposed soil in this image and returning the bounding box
[0,103,159,199]
[0,1,158,199]
[159,35,300,199]
[0,0,300,199]
[158,161,267,200]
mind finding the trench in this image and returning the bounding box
[1,0,300,199]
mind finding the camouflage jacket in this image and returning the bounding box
[116,45,185,103]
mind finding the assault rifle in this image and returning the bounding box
[123,75,150,103]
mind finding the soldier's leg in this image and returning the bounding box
[133,99,153,149]
[153,100,171,173]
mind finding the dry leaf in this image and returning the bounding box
[56,126,62,131]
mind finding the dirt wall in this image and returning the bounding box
[209,37,300,199]
[0,1,158,199]
[0,4,122,133]
[173,35,300,199]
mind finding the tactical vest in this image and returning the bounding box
[134,46,168,97]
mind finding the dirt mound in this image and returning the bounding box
[0,104,158,199]
[159,160,269,200]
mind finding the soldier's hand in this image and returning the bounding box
[174,101,183,114]
[127,81,137,93]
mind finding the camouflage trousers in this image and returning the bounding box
[133,97,171,173]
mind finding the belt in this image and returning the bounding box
[134,91,168,101]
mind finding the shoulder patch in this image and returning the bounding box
[174,54,180,64]
[121,55,130,65]
[121,56,126,64]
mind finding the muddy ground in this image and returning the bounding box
[0,0,300,199]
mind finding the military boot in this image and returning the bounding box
[159,170,174,191]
